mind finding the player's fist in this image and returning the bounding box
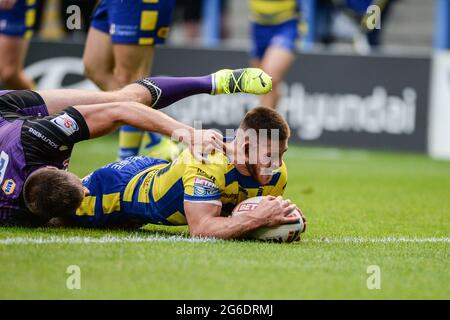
[256,196,299,227]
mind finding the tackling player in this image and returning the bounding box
[0,0,37,89]
[249,0,300,109]
[0,67,272,226]
[83,0,178,162]
[43,108,307,240]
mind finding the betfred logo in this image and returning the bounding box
[2,179,16,195]
[50,113,79,136]
[237,202,258,212]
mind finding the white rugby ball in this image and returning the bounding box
[232,196,305,243]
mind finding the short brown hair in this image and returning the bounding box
[23,168,84,219]
[239,107,291,140]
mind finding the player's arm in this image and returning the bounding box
[184,196,297,239]
[73,101,223,160]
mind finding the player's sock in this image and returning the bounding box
[143,132,162,149]
[136,75,213,109]
[143,133,181,161]
[136,68,272,109]
[118,125,144,160]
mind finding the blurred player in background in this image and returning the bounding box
[175,0,202,41]
[0,0,38,89]
[83,0,178,161]
[346,0,393,51]
[314,0,394,53]
[248,0,300,109]
[175,0,229,42]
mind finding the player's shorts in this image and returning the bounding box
[0,90,89,169]
[346,0,373,14]
[0,90,48,126]
[91,0,176,45]
[0,0,37,38]
[250,18,299,60]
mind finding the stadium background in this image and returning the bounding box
[0,0,449,300]
[17,0,450,157]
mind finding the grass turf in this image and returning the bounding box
[0,135,449,299]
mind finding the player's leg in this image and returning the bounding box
[255,20,298,108]
[37,67,272,115]
[83,27,115,90]
[249,37,262,70]
[113,45,157,160]
[109,0,175,160]
[0,35,34,89]
[82,0,116,91]
[113,44,154,88]
[249,21,276,107]
[0,0,36,89]
[250,58,262,69]
[259,47,295,109]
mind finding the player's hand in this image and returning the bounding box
[256,196,299,227]
[0,0,17,10]
[189,129,225,163]
[297,207,307,233]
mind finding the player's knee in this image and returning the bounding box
[268,72,284,86]
[84,59,109,88]
[113,69,141,88]
[0,65,22,85]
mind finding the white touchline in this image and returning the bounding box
[304,237,450,244]
[0,235,449,245]
[0,234,221,245]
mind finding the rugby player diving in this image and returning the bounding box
[0,68,272,226]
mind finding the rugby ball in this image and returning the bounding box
[232,196,305,243]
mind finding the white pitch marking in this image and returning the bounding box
[0,235,448,245]
[0,234,220,245]
[302,237,450,244]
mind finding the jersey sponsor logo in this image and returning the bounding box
[2,179,16,195]
[50,113,79,136]
[193,177,220,197]
[28,127,59,149]
[0,151,9,184]
[196,168,216,183]
[236,202,258,212]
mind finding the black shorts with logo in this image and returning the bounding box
[0,90,90,170]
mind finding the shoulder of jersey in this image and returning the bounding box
[177,149,229,167]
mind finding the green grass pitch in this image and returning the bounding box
[0,135,449,299]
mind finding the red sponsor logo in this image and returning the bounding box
[64,117,74,128]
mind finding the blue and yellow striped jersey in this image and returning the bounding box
[249,0,299,25]
[72,150,288,228]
